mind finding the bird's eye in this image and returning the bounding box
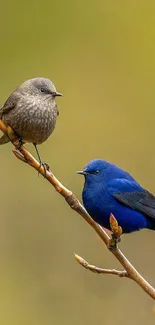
[88,170,100,175]
[40,88,45,93]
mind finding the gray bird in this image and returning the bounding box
[0,77,62,166]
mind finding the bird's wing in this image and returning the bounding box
[113,188,155,220]
[0,93,17,118]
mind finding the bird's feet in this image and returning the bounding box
[38,161,50,177]
[108,213,122,251]
[14,136,23,150]
[33,143,51,177]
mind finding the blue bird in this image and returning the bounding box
[77,159,155,233]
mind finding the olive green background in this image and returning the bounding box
[0,1,155,324]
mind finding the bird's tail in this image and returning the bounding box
[0,134,10,145]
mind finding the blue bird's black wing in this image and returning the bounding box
[113,190,155,220]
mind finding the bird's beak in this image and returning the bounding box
[54,92,63,97]
[76,170,88,175]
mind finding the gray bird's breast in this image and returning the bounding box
[3,97,58,144]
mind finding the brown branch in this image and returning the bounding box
[75,254,128,277]
[0,119,155,300]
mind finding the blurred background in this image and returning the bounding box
[0,0,155,324]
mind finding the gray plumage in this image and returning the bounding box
[0,77,62,146]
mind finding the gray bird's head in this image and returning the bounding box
[18,77,62,100]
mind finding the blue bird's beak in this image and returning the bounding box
[76,170,87,175]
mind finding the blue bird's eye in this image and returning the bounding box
[88,170,100,175]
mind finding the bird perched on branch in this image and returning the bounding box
[0,77,62,166]
[77,159,155,233]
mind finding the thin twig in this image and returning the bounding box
[75,254,128,277]
[0,119,155,299]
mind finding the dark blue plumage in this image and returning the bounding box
[77,159,155,233]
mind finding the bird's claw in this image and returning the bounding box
[38,161,50,177]
[14,136,23,150]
